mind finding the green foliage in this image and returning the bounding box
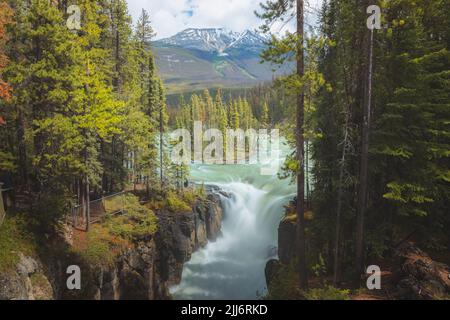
[303,286,350,300]
[175,89,258,131]
[264,261,303,300]
[148,186,204,213]
[369,0,450,249]
[0,150,15,172]
[182,187,199,205]
[174,88,261,162]
[165,190,192,213]
[75,224,127,267]
[106,194,158,239]
[0,0,169,230]
[306,0,450,282]
[311,254,327,278]
[383,182,434,215]
[28,189,71,233]
[0,216,36,273]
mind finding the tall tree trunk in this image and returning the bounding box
[296,0,308,289]
[355,28,374,281]
[110,137,115,192]
[113,2,121,92]
[333,109,350,286]
[84,174,90,231]
[148,55,155,118]
[305,141,310,207]
[101,140,108,193]
[83,64,91,231]
[159,108,164,189]
[16,107,27,187]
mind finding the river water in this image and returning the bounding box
[170,144,297,299]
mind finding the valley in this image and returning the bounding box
[153,28,293,93]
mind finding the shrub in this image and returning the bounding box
[165,190,192,213]
[73,223,130,267]
[29,189,71,234]
[0,216,36,273]
[181,188,198,205]
[311,254,327,278]
[106,194,158,240]
[72,194,158,266]
[303,286,350,300]
[264,261,303,300]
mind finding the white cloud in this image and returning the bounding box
[126,0,322,39]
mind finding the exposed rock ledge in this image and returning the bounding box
[0,253,53,300]
[0,190,227,300]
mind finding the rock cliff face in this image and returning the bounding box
[0,192,225,300]
[277,215,297,265]
[264,213,297,290]
[0,253,53,300]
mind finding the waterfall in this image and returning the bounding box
[170,143,296,300]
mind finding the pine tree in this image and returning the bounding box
[157,79,169,189]
[133,8,158,194]
[261,101,270,128]
[218,102,228,162]
[67,0,125,230]
[203,89,215,128]
[231,100,240,129]
[257,0,308,288]
[311,0,450,286]
[370,0,450,249]
[108,0,133,92]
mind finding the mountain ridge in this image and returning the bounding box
[155,28,267,54]
[152,28,291,93]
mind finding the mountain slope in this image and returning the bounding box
[153,28,292,93]
[157,28,239,53]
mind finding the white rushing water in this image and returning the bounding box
[170,144,297,299]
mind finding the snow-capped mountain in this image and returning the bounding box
[152,28,291,93]
[155,28,266,54]
[227,30,267,52]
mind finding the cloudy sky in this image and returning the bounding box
[126,0,322,39]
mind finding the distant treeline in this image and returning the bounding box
[167,83,293,128]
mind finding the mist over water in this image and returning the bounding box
[170,145,296,299]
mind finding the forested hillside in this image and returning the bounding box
[312,0,449,279]
[258,0,449,298]
[0,1,172,231]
